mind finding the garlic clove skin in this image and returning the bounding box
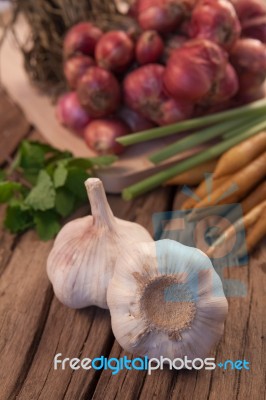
[47,178,152,309]
[107,239,228,361]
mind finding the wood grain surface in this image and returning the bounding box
[0,91,265,400]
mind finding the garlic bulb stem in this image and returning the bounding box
[85,178,116,231]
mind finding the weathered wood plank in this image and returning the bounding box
[0,91,31,164]
[0,189,171,400]
[91,190,265,400]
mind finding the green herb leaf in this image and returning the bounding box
[2,140,117,240]
[25,170,56,211]
[55,188,75,217]
[65,167,90,201]
[54,163,68,188]
[0,170,6,181]
[34,211,61,241]
[13,140,46,170]
[0,181,22,203]
[4,200,34,233]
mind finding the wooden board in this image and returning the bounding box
[0,90,265,400]
[1,14,208,194]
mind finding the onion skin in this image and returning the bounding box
[154,98,194,125]
[230,39,266,73]
[124,64,193,125]
[162,34,188,62]
[118,107,155,132]
[203,63,239,105]
[84,119,129,155]
[164,39,227,102]
[136,31,164,65]
[231,0,266,23]
[64,55,95,89]
[95,31,134,72]
[77,67,121,118]
[137,0,190,33]
[242,16,266,43]
[56,92,92,136]
[63,22,103,59]
[123,64,166,121]
[188,0,241,49]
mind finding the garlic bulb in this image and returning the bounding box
[47,178,152,309]
[107,239,228,360]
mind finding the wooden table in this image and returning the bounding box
[0,90,265,400]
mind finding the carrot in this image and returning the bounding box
[242,181,266,214]
[213,131,266,178]
[238,208,266,258]
[207,200,266,257]
[216,180,266,228]
[181,176,229,210]
[166,160,217,186]
[191,151,266,212]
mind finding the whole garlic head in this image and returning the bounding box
[107,239,228,360]
[47,178,152,309]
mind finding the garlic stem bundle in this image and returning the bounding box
[107,239,228,360]
[47,178,152,309]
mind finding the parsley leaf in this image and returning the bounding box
[34,211,61,241]
[4,200,34,234]
[0,181,22,203]
[65,167,91,201]
[25,170,56,211]
[1,140,117,240]
[55,188,75,217]
[54,163,68,188]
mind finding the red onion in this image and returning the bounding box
[123,64,166,119]
[63,22,103,59]
[242,16,266,43]
[84,119,129,154]
[137,0,190,33]
[64,55,95,89]
[136,31,164,65]
[124,64,193,124]
[56,92,92,136]
[164,39,227,102]
[162,34,188,62]
[231,0,266,23]
[188,0,241,49]
[230,38,266,72]
[127,0,139,17]
[95,31,134,72]
[235,85,266,105]
[154,98,194,125]
[118,107,155,131]
[204,63,239,104]
[77,67,121,118]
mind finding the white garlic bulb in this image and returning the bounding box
[107,239,228,360]
[47,178,152,309]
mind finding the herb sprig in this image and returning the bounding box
[0,140,116,240]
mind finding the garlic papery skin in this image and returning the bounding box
[46,178,152,309]
[107,239,228,361]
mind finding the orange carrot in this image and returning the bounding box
[181,176,227,210]
[238,208,266,258]
[242,181,266,215]
[166,160,217,186]
[213,131,266,178]
[192,152,266,211]
[207,200,266,257]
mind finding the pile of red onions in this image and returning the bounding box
[56,0,266,155]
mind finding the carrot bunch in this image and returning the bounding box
[180,131,266,257]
